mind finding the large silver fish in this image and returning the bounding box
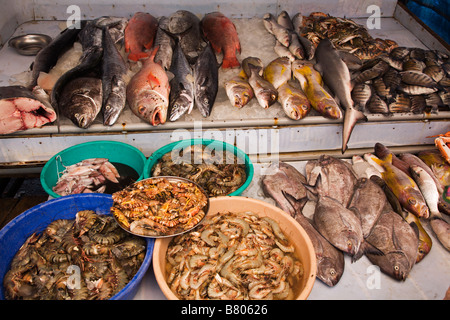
[314,39,367,153]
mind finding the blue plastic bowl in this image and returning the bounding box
[0,193,154,300]
[143,139,254,196]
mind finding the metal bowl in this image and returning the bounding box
[8,34,52,55]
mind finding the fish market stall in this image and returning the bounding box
[0,0,449,301]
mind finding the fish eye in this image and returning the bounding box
[330,269,336,275]
[408,199,416,205]
[394,265,399,271]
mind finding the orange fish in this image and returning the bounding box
[201,12,241,69]
[126,47,170,126]
[125,12,158,61]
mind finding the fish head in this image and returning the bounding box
[256,88,278,109]
[317,257,342,287]
[402,190,430,218]
[416,238,432,263]
[344,233,361,256]
[284,100,311,120]
[66,98,100,129]
[317,100,343,119]
[388,253,412,281]
[132,91,168,126]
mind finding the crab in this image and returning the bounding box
[428,132,450,164]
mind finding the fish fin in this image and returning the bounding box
[313,63,323,75]
[128,52,149,61]
[282,190,308,217]
[222,57,241,69]
[408,221,420,239]
[148,46,159,61]
[352,241,384,263]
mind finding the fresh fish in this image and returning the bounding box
[379,55,403,71]
[423,65,444,82]
[403,58,425,72]
[29,26,82,88]
[292,61,342,119]
[351,83,372,111]
[424,93,444,113]
[372,77,391,100]
[410,165,441,217]
[288,32,305,60]
[354,60,390,83]
[59,77,102,128]
[399,152,443,193]
[261,162,307,217]
[247,64,278,109]
[337,51,362,71]
[371,175,432,263]
[168,40,195,121]
[374,142,411,176]
[263,13,290,47]
[164,10,206,65]
[429,218,450,251]
[389,46,410,60]
[373,154,430,218]
[201,12,241,69]
[263,56,292,89]
[315,39,368,153]
[409,95,427,114]
[0,85,57,134]
[348,177,389,238]
[241,56,264,78]
[277,81,311,120]
[417,150,450,187]
[153,16,175,70]
[193,43,219,117]
[364,153,385,173]
[298,35,316,60]
[126,47,170,126]
[306,154,357,207]
[367,93,389,115]
[101,27,128,126]
[365,210,418,281]
[388,93,411,113]
[291,13,304,36]
[274,40,296,62]
[124,12,158,61]
[400,70,440,88]
[313,196,366,260]
[398,84,438,96]
[351,155,382,179]
[224,75,254,108]
[294,208,345,286]
[383,67,401,96]
[277,11,294,30]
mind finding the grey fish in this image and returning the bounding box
[59,77,102,128]
[261,162,307,217]
[348,177,389,238]
[389,46,410,60]
[193,43,218,117]
[29,26,82,89]
[351,83,372,111]
[429,218,450,251]
[274,40,296,62]
[277,10,294,30]
[399,152,443,193]
[354,60,390,83]
[242,56,264,77]
[164,10,206,65]
[365,210,418,281]
[291,13,304,35]
[398,83,438,95]
[379,55,403,71]
[314,39,367,153]
[101,27,128,126]
[263,13,290,47]
[247,64,278,109]
[306,154,358,207]
[288,32,305,60]
[293,208,345,287]
[313,196,366,260]
[154,16,175,70]
[169,40,195,121]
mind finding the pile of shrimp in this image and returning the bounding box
[165,211,304,300]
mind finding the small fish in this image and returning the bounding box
[372,77,391,100]
[59,77,102,128]
[351,155,382,179]
[400,70,440,88]
[201,12,241,69]
[274,40,296,62]
[247,64,278,109]
[126,47,170,126]
[367,93,389,115]
[277,81,311,120]
[429,218,450,252]
[374,142,411,176]
[388,93,411,113]
[398,83,439,96]
[193,43,219,117]
[263,13,290,47]
[403,58,425,72]
[263,56,292,89]
[224,75,254,108]
[364,153,385,173]
[399,152,443,193]
[410,165,441,217]
[288,32,305,60]
[409,95,427,114]
[124,12,158,61]
[241,56,264,78]
[277,10,294,30]
[389,46,410,60]
[297,35,315,60]
[351,83,372,110]
[418,150,450,189]
[353,60,390,83]
[423,65,444,82]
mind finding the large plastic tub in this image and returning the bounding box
[0,193,154,300]
[143,138,254,196]
[40,140,147,198]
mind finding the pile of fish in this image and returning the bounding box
[3,210,146,300]
[53,158,123,196]
[262,148,450,286]
[352,46,450,115]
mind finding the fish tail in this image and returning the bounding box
[342,108,368,153]
[222,56,241,69]
[148,46,160,61]
[352,241,384,263]
[128,52,149,61]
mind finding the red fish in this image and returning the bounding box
[201,12,241,69]
[126,47,170,126]
[125,12,158,61]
